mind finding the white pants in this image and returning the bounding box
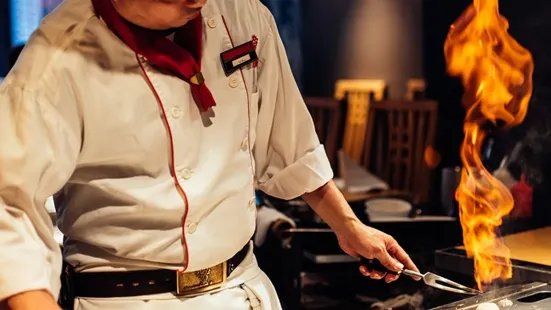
[74,244,282,310]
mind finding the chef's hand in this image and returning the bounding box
[301,181,420,283]
[4,290,61,310]
[336,222,420,283]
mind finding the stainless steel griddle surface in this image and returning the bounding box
[431,282,551,309]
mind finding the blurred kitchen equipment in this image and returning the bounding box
[338,150,389,193]
[365,198,412,220]
[440,167,461,216]
[45,196,56,225]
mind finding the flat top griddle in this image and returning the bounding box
[435,227,551,285]
[431,282,551,309]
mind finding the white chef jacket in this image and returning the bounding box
[0,0,333,302]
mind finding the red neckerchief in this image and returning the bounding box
[91,0,216,111]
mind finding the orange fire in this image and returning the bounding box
[444,0,533,290]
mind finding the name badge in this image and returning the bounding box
[220,40,258,75]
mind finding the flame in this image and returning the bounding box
[444,0,533,290]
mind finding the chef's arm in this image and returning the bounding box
[0,82,80,307]
[301,181,360,234]
[3,291,59,310]
[252,5,360,239]
[247,4,419,277]
[253,5,334,199]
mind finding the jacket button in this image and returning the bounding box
[187,222,198,234]
[240,137,249,151]
[171,106,182,119]
[229,76,239,88]
[180,168,192,180]
[207,18,217,29]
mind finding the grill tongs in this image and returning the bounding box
[360,258,482,295]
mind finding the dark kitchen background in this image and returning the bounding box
[3,0,551,309]
[4,0,550,175]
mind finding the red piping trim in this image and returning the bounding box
[221,16,256,182]
[136,55,191,272]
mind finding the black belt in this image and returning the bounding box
[72,243,250,298]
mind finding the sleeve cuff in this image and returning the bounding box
[0,249,60,303]
[259,145,334,200]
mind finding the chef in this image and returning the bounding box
[0,0,419,309]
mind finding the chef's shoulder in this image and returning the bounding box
[206,0,277,48]
[5,0,126,91]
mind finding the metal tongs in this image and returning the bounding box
[360,258,482,295]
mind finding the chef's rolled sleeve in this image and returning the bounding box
[253,6,334,200]
[0,83,80,301]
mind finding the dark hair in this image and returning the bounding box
[8,45,25,71]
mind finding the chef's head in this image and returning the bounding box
[112,0,207,30]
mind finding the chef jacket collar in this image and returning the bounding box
[91,0,216,112]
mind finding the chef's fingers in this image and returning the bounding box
[377,249,404,273]
[389,242,421,281]
[385,273,400,283]
[393,244,419,272]
[369,270,387,280]
[359,265,387,280]
[359,265,370,276]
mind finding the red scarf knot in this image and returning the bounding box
[91,0,217,111]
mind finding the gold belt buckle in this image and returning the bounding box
[176,262,227,296]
